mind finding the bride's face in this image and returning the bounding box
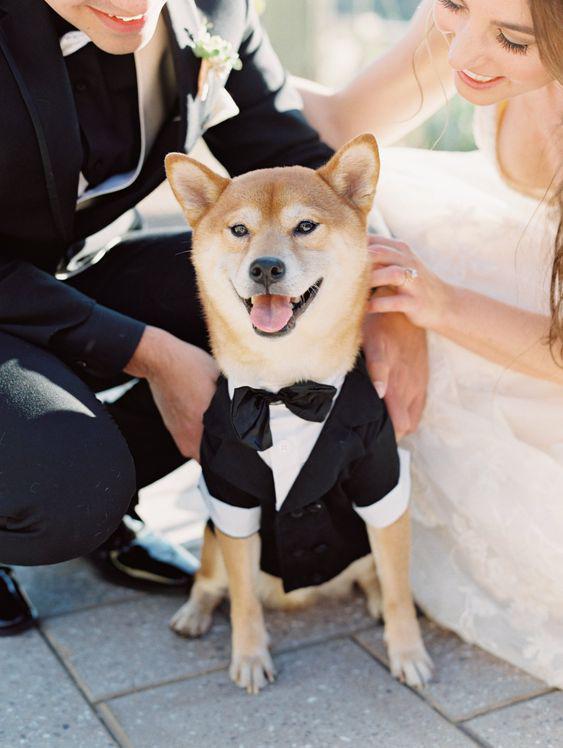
[433,0,554,104]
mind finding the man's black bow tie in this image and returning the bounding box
[230,381,337,451]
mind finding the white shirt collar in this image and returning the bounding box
[59,30,92,57]
[226,372,346,510]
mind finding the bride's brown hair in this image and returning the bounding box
[529,0,563,356]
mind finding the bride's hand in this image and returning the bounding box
[367,235,453,329]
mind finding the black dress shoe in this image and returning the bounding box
[0,567,36,636]
[88,517,199,591]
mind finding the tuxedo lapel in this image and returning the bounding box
[0,0,81,243]
[279,360,383,515]
[164,0,245,153]
[203,377,274,501]
[163,0,201,153]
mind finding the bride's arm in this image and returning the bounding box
[368,237,563,384]
[295,0,455,148]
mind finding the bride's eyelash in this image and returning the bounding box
[438,0,530,56]
[438,0,464,11]
[496,31,529,55]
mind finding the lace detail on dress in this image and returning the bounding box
[372,133,563,688]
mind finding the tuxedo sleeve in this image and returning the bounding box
[203,1,333,175]
[0,250,145,377]
[345,412,411,529]
[199,427,262,539]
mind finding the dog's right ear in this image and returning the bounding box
[165,153,229,227]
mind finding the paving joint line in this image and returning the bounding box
[92,626,381,705]
[37,627,125,748]
[40,594,147,621]
[350,635,485,747]
[458,686,557,724]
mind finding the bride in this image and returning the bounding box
[297,0,563,687]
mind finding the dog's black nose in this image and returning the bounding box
[249,257,286,290]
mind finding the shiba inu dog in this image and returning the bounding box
[165,134,432,694]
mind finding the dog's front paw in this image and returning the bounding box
[387,638,433,688]
[229,648,276,694]
[170,600,213,638]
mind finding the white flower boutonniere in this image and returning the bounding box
[187,19,242,101]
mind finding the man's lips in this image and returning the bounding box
[89,6,148,33]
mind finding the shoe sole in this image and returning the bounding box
[0,616,37,636]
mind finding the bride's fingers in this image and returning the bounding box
[370,265,411,288]
[368,235,410,252]
[368,293,415,315]
[368,245,406,265]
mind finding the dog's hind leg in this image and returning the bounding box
[170,524,228,638]
[368,508,433,688]
[354,556,383,621]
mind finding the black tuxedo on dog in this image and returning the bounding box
[201,360,408,592]
[0,0,333,567]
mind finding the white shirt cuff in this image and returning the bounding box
[353,448,411,529]
[199,476,261,539]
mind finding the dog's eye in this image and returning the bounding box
[230,224,249,238]
[294,220,318,235]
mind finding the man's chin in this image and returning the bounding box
[87,32,152,55]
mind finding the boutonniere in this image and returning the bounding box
[187,19,242,101]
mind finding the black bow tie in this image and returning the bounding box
[230,381,337,451]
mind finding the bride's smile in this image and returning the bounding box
[434,0,554,104]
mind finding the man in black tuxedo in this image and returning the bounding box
[0,0,336,633]
[0,0,426,635]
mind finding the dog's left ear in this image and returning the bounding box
[317,134,380,215]
[165,153,229,227]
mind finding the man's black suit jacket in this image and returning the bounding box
[0,0,333,377]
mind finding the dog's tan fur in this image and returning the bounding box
[166,135,432,693]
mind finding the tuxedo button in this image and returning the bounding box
[290,509,304,519]
[313,544,328,554]
[292,548,305,559]
[308,502,324,514]
[278,440,291,453]
[75,80,88,93]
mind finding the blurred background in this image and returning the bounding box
[261,0,476,151]
[140,0,476,229]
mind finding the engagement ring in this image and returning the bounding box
[400,267,418,286]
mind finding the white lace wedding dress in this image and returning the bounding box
[374,105,563,687]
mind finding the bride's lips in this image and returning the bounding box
[89,6,148,33]
[456,69,505,91]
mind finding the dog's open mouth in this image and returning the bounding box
[240,279,323,336]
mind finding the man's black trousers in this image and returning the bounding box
[0,230,207,566]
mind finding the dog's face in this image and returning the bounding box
[166,135,379,380]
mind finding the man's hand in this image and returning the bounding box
[125,326,219,462]
[362,312,428,440]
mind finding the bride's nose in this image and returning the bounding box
[446,22,488,73]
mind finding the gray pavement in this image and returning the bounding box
[5,460,560,748]
[3,180,560,747]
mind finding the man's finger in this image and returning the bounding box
[385,396,411,441]
[407,392,427,433]
[366,357,390,399]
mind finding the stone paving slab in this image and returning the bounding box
[42,590,378,704]
[42,595,232,703]
[101,638,476,748]
[0,629,116,747]
[13,560,146,619]
[262,591,376,652]
[464,691,563,748]
[355,619,549,723]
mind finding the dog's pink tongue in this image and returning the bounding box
[250,295,293,333]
